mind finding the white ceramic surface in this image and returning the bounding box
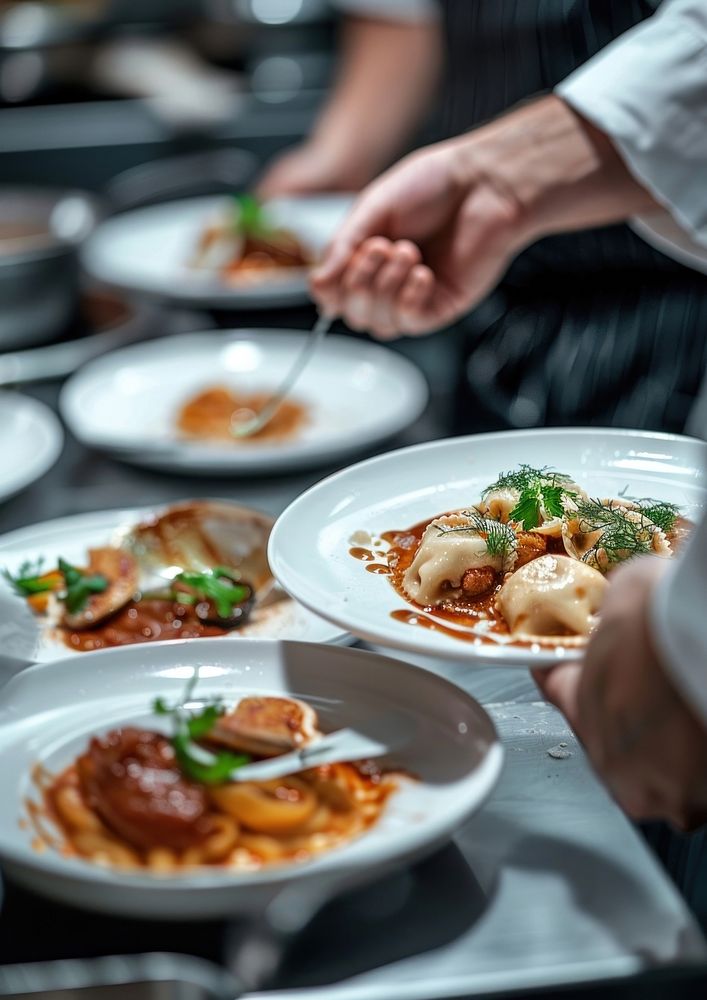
[0,505,350,661]
[58,331,429,475]
[0,638,503,919]
[0,392,63,503]
[269,428,707,668]
[82,194,353,308]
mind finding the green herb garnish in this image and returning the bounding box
[481,465,577,530]
[436,513,517,568]
[58,557,109,615]
[636,500,680,534]
[2,558,54,596]
[572,499,657,570]
[233,194,268,238]
[173,566,250,620]
[153,670,251,785]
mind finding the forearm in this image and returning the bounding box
[452,94,659,250]
[309,17,442,186]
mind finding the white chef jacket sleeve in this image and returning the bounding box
[329,0,438,22]
[556,0,707,269]
[651,511,707,729]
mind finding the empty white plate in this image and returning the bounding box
[0,638,503,919]
[82,194,353,309]
[0,392,63,504]
[0,504,350,661]
[269,428,707,668]
[59,330,429,475]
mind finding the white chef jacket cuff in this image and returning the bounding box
[650,551,707,731]
[330,0,438,22]
[556,19,707,251]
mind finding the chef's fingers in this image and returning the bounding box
[396,265,438,334]
[311,189,391,307]
[338,238,395,331]
[367,241,423,338]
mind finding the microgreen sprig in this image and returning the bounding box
[153,670,251,785]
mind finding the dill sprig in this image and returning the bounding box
[436,513,516,567]
[635,500,680,534]
[481,465,577,530]
[572,498,657,570]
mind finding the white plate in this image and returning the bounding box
[0,505,349,661]
[0,392,63,503]
[59,331,429,475]
[82,194,353,309]
[269,428,707,668]
[0,638,503,919]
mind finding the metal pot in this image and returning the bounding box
[0,187,99,351]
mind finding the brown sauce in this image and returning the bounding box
[59,598,230,653]
[176,386,307,444]
[382,520,511,641]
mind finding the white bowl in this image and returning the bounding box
[82,194,353,309]
[269,427,707,668]
[0,638,503,919]
[0,392,63,503]
[59,330,429,475]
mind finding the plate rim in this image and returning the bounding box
[268,426,707,668]
[0,637,504,893]
[0,391,64,503]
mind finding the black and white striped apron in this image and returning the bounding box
[439,0,707,434]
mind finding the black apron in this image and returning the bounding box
[439,0,707,433]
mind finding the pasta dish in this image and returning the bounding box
[350,464,691,647]
[28,687,399,873]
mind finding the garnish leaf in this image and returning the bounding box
[233,193,267,238]
[174,568,250,620]
[58,557,108,614]
[152,670,252,786]
[2,558,56,596]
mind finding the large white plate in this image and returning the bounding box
[0,505,349,661]
[82,194,353,309]
[59,330,429,475]
[0,638,503,919]
[269,428,707,668]
[0,392,63,504]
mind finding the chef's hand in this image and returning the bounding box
[311,95,657,338]
[310,138,525,338]
[534,559,707,830]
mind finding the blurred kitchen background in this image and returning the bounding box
[0,0,388,190]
